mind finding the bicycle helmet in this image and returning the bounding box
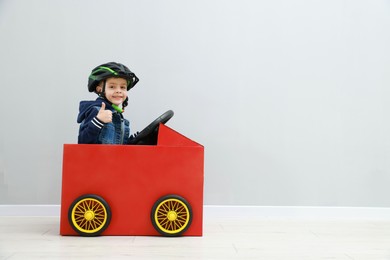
[88,62,139,93]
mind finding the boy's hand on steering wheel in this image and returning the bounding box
[96,102,112,123]
[129,131,140,141]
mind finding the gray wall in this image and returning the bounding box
[1,0,389,206]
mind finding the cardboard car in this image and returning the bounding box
[60,112,204,237]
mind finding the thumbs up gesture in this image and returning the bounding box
[96,102,112,123]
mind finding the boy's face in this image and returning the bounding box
[96,77,128,106]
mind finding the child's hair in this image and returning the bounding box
[87,62,139,110]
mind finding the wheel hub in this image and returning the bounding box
[84,210,95,221]
[167,211,177,221]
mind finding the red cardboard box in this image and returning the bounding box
[60,124,204,236]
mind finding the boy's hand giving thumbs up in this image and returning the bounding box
[96,102,112,123]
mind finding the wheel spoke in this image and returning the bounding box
[79,219,87,229]
[174,221,182,230]
[161,203,170,212]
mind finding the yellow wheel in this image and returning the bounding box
[68,194,111,236]
[151,195,192,236]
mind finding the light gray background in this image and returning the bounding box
[0,0,389,206]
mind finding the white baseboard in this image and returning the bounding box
[204,205,390,220]
[0,205,61,216]
[1,205,390,220]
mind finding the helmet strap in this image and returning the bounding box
[98,79,111,105]
[122,97,128,110]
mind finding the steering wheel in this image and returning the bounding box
[128,110,174,145]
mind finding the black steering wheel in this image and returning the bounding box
[128,110,174,145]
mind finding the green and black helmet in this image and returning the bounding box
[88,62,139,93]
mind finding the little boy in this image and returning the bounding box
[77,62,139,144]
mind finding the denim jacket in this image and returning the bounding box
[77,97,130,144]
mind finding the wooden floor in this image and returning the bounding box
[1,215,390,259]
